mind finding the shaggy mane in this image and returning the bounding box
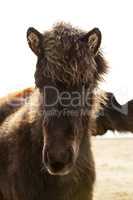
[35,22,108,88]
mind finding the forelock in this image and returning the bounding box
[35,22,106,87]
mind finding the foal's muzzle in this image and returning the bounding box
[43,146,74,175]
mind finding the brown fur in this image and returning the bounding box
[0,87,33,124]
[0,89,96,200]
[0,22,108,200]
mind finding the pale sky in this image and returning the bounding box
[0,0,133,105]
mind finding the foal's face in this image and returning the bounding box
[42,115,83,175]
[27,22,102,175]
[41,83,87,175]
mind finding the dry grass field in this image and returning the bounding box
[92,138,133,200]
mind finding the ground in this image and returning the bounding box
[92,138,133,200]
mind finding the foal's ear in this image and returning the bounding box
[27,27,43,56]
[81,28,102,55]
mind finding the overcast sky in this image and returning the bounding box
[0,0,133,104]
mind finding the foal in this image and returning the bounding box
[0,22,108,200]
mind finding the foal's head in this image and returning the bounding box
[27,22,106,175]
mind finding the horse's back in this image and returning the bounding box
[0,87,34,125]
